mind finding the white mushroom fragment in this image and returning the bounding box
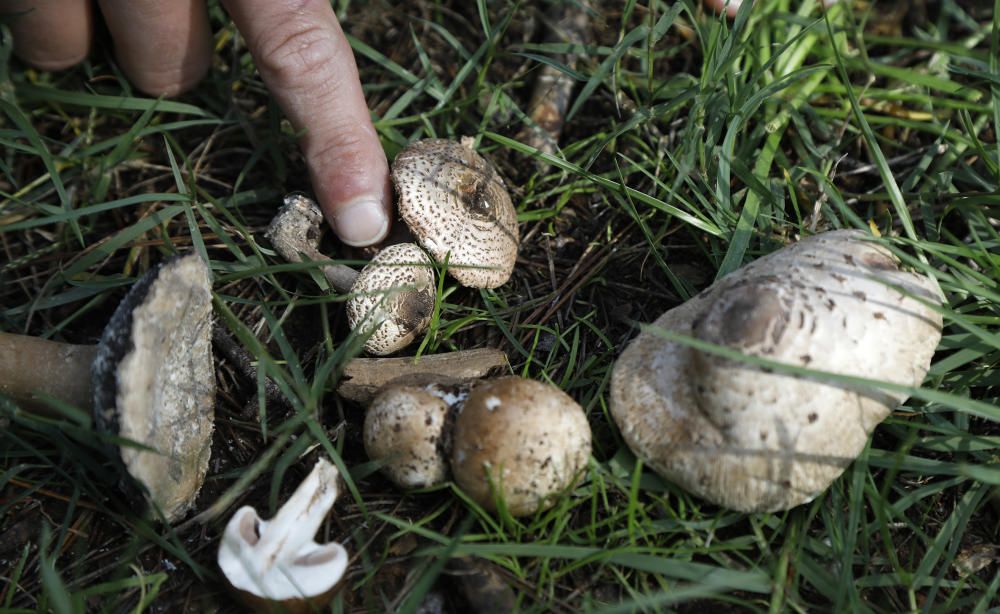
[266,193,435,355]
[0,254,215,522]
[218,457,348,612]
[450,377,592,516]
[363,383,467,489]
[610,230,944,512]
[392,138,520,289]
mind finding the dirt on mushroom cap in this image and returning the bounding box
[392,138,519,289]
[450,376,591,516]
[610,230,944,512]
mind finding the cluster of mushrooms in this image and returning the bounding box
[0,135,947,609]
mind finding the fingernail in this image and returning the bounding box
[333,198,389,247]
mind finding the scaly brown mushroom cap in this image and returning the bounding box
[392,138,519,289]
[610,230,944,512]
[346,243,436,355]
[450,376,591,516]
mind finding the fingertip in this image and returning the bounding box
[328,196,391,247]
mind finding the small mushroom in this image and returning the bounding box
[0,254,215,522]
[363,383,467,489]
[451,377,591,516]
[610,230,944,512]
[218,457,348,612]
[365,376,592,516]
[266,193,435,355]
[392,138,520,289]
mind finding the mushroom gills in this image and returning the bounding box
[610,230,944,512]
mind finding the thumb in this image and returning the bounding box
[222,0,391,247]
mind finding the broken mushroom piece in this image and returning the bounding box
[611,230,944,512]
[218,457,348,612]
[392,138,520,289]
[0,254,215,522]
[266,193,435,355]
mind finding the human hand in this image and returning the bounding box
[8,0,391,247]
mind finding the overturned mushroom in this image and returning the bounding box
[365,376,591,516]
[611,230,944,512]
[0,254,215,522]
[393,138,520,289]
[267,193,435,355]
[218,457,348,612]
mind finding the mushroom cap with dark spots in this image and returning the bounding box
[450,376,591,516]
[364,384,466,489]
[610,230,944,512]
[92,253,215,522]
[392,138,519,289]
[346,243,436,356]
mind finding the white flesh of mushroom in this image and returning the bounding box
[218,458,348,602]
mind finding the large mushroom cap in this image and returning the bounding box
[346,242,436,355]
[92,253,215,522]
[392,138,520,289]
[364,383,467,489]
[610,230,944,512]
[450,376,591,516]
[218,458,348,611]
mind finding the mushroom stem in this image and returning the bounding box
[255,458,341,573]
[0,332,97,413]
[266,193,359,293]
[521,2,590,167]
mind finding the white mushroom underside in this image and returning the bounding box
[218,458,348,601]
[611,231,944,512]
[114,255,215,521]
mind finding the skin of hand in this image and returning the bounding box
[6,0,391,248]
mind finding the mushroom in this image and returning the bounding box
[363,383,465,489]
[0,254,215,522]
[364,376,591,516]
[392,137,520,289]
[218,457,348,612]
[266,193,435,356]
[610,230,944,512]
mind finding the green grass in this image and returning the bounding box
[2,0,999,611]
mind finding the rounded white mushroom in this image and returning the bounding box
[218,457,348,612]
[610,230,944,512]
[345,243,436,356]
[363,383,468,489]
[392,137,520,289]
[450,376,591,516]
[0,254,215,523]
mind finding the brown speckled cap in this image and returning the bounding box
[450,376,591,516]
[610,230,944,512]
[392,138,519,289]
[346,242,436,356]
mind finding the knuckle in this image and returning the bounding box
[254,22,341,92]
